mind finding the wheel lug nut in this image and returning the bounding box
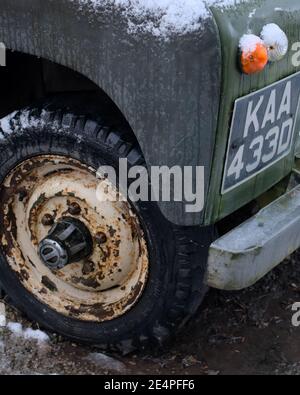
[68,202,81,216]
[95,232,107,245]
[42,214,54,226]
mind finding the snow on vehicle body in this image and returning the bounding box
[0,0,299,347]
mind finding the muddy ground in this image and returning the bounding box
[1,251,300,376]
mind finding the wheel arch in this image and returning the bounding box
[0,0,222,225]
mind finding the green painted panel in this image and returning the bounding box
[205,0,300,224]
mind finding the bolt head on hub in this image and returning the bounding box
[96,232,107,245]
[68,202,81,216]
[42,213,55,226]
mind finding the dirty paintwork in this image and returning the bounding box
[0,0,221,226]
[0,155,149,322]
[206,0,300,224]
[0,1,299,228]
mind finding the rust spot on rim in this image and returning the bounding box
[0,155,149,323]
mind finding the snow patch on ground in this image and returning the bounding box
[7,322,49,343]
[73,0,243,37]
[86,352,127,372]
[7,322,23,336]
[23,328,50,343]
[0,316,5,328]
[0,303,6,328]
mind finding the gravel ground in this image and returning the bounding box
[1,251,300,375]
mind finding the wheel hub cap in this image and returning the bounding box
[39,217,93,270]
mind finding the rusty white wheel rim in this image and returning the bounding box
[0,155,149,322]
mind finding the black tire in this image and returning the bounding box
[0,95,213,351]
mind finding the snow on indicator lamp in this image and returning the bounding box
[239,24,289,75]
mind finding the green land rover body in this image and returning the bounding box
[0,0,299,349]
